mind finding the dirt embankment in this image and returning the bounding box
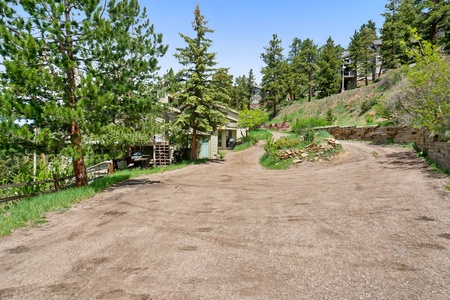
[0,141,449,299]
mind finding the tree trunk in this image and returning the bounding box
[65,6,87,187]
[190,128,197,160]
[308,71,312,102]
[71,121,87,187]
[273,100,277,117]
[378,62,383,79]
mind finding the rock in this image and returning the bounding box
[306,143,317,150]
[301,153,308,158]
[325,138,340,148]
[293,158,302,164]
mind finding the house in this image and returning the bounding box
[341,39,383,90]
[250,85,262,110]
[184,106,247,159]
[157,95,247,160]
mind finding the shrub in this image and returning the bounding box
[360,96,379,115]
[365,114,375,124]
[325,109,336,125]
[291,116,328,135]
[302,128,315,143]
[274,137,301,149]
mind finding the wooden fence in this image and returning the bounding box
[0,161,113,204]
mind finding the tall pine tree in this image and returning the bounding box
[261,34,287,116]
[380,0,419,69]
[0,0,166,186]
[294,38,318,102]
[286,38,306,101]
[172,4,228,159]
[316,37,342,99]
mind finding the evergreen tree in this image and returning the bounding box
[288,37,303,62]
[232,75,250,110]
[380,0,419,69]
[316,37,343,99]
[359,21,378,86]
[231,70,255,110]
[294,38,319,102]
[246,69,256,109]
[211,68,233,106]
[417,0,450,43]
[260,34,287,116]
[349,21,377,87]
[348,30,363,88]
[0,0,166,187]
[286,38,305,101]
[172,4,228,159]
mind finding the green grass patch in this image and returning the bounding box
[0,160,206,237]
[234,129,272,152]
[259,153,293,170]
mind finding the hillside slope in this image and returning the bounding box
[274,82,385,126]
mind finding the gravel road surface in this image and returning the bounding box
[0,140,449,299]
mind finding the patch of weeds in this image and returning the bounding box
[259,154,293,170]
[360,96,380,115]
[377,120,395,127]
[371,151,379,158]
[365,114,375,124]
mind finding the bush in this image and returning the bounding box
[325,109,336,125]
[360,98,377,114]
[365,114,375,124]
[291,116,328,135]
[302,128,315,143]
[274,136,301,149]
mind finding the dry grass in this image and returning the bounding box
[275,82,384,126]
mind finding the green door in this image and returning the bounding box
[201,139,209,158]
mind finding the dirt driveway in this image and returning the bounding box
[1,141,449,299]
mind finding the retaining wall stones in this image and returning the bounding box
[260,122,291,131]
[262,122,450,171]
[316,125,450,172]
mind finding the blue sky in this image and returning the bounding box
[144,1,387,83]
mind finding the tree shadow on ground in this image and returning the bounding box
[204,159,226,164]
[378,150,448,180]
[113,179,161,188]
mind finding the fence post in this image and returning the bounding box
[52,174,60,192]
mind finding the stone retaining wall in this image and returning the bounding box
[260,122,291,131]
[316,125,450,172]
[261,122,450,171]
